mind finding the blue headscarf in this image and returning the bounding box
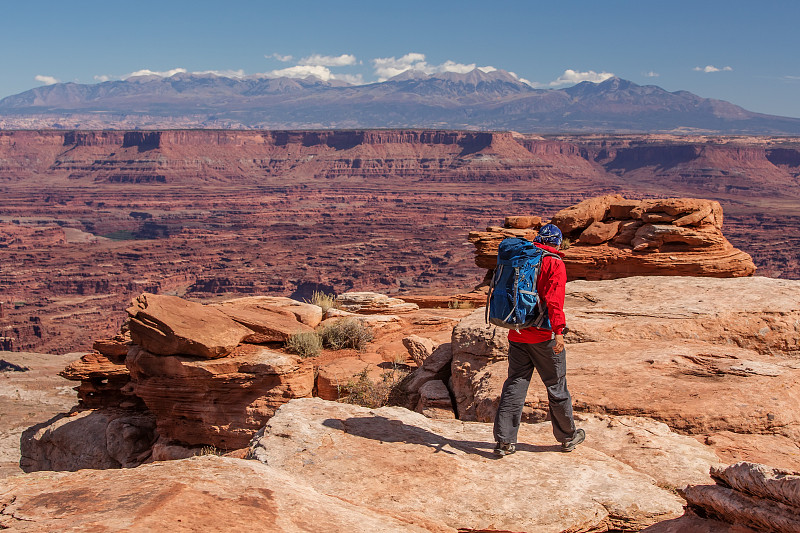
[534,223,563,248]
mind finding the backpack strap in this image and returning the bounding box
[531,252,563,328]
[485,264,502,324]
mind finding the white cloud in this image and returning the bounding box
[194,69,246,78]
[124,68,187,79]
[300,54,357,67]
[266,64,336,81]
[371,52,501,81]
[548,69,615,86]
[373,52,430,80]
[643,71,660,77]
[266,53,294,62]
[693,65,733,73]
[506,70,534,87]
[34,75,59,85]
[335,73,364,85]
[94,74,111,82]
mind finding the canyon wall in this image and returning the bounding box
[1,130,799,353]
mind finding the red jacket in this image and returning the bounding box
[507,242,567,344]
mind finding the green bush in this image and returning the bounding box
[319,318,374,351]
[285,331,323,358]
[308,290,339,313]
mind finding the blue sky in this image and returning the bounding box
[2,0,799,117]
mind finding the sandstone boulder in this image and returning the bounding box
[336,292,419,314]
[92,329,132,364]
[211,296,316,343]
[60,352,135,409]
[247,398,684,532]
[550,193,624,234]
[631,198,723,228]
[126,293,253,358]
[450,309,509,421]
[677,462,800,532]
[1,456,433,532]
[579,219,623,244]
[20,409,157,472]
[322,309,404,333]
[608,198,642,219]
[394,367,440,410]
[631,223,726,251]
[415,380,456,419]
[674,203,713,227]
[126,344,314,449]
[315,357,374,401]
[402,334,437,366]
[422,342,453,373]
[504,215,541,229]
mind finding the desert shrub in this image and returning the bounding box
[285,331,323,358]
[319,318,374,351]
[561,237,572,250]
[339,365,409,408]
[308,290,338,313]
[198,445,222,456]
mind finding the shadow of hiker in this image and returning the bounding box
[322,416,561,459]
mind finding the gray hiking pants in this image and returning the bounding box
[493,340,576,444]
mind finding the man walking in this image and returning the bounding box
[493,223,584,457]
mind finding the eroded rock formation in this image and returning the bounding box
[24,290,452,469]
[470,195,757,280]
[650,462,800,532]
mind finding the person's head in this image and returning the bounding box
[534,223,563,249]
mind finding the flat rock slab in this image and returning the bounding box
[248,398,684,532]
[0,456,439,532]
[127,293,253,358]
[565,276,800,356]
[567,340,800,440]
[211,296,317,343]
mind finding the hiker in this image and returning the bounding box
[493,223,584,456]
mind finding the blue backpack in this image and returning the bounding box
[486,238,561,330]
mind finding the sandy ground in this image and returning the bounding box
[0,351,78,478]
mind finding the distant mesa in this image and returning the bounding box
[2,70,800,133]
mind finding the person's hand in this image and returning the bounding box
[553,334,565,354]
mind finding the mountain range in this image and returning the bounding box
[2,69,800,134]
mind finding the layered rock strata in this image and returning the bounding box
[126,344,314,449]
[658,462,800,532]
[26,292,329,469]
[470,195,756,280]
[28,291,437,469]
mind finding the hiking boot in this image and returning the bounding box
[561,428,585,453]
[493,442,516,457]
